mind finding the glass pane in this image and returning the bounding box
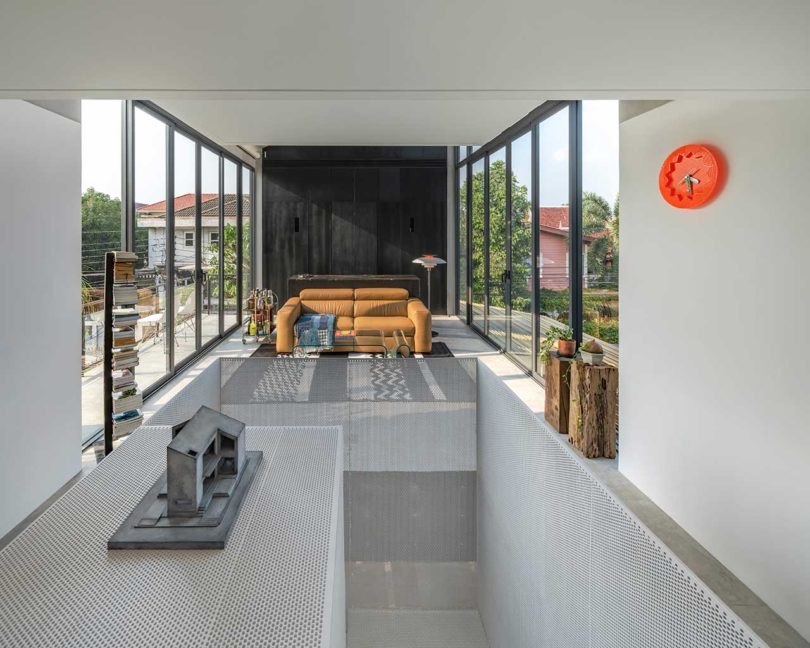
[223,160,238,329]
[134,107,169,390]
[582,101,619,365]
[242,167,253,304]
[81,100,122,443]
[173,132,197,363]
[200,148,220,345]
[470,159,485,331]
[535,107,570,377]
[509,132,533,369]
[457,165,468,319]
[487,147,507,349]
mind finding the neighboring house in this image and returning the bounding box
[534,206,602,291]
[135,193,242,270]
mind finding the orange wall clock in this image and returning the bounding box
[659,144,722,208]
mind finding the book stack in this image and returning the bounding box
[109,251,143,439]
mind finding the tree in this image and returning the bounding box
[582,191,620,279]
[82,188,122,277]
[81,187,148,280]
[206,221,250,303]
[462,160,532,310]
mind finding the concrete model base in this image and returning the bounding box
[108,450,263,550]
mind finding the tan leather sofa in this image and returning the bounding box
[276,287,432,353]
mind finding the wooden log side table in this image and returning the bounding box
[544,352,575,434]
[568,361,619,458]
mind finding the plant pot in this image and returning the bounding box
[580,350,604,365]
[557,339,576,358]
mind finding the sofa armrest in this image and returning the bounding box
[407,298,432,353]
[275,297,301,352]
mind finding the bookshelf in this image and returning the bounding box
[103,251,144,455]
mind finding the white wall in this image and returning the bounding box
[619,99,810,640]
[0,101,81,538]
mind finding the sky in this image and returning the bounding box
[81,101,240,204]
[83,99,618,208]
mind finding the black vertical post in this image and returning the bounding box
[103,252,114,456]
[218,155,225,336]
[531,123,540,375]
[483,154,490,336]
[466,161,472,325]
[166,125,175,372]
[505,142,513,354]
[195,142,202,351]
[569,101,584,346]
[236,164,243,324]
[122,102,136,252]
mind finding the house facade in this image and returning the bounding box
[135,193,241,270]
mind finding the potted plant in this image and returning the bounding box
[579,339,604,365]
[538,325,576,363]
[555,326,576,358]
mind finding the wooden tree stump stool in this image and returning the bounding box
[545,353,574,434]
[568,362,619,458]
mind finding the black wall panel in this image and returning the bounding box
[262,147,447,312]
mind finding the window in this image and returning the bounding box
[457,165,468,319]
[241,166,253,301]
[80,100,122,444]
[201,147,221,346]
[174,131,197,364]
[209,232,219,245]
[470,158,486,331]
[582,100,619,363]
[223,159,239,329]
[487,147,507,349]
[509,131,533,370]
[536,106,570,378]
[134,106,170,390]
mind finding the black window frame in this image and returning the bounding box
[454,100,584,384]
[83,100,256,449]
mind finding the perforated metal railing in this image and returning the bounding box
[476,362,766,648]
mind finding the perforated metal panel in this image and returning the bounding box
[347,610,489,648]
[476,363,765,648]
[218,358,479,610]
[0,425,343,648]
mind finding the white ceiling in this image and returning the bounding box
[155,97,545,147]
[1,0,808,146]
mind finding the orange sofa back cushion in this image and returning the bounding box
[354,287,409,301]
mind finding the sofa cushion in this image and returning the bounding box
[336,316,354,331]
[355,316,415,336]
[301,299,354,317]
[299,288,355,300]
[354,300,408,317]
[354,287,409,301]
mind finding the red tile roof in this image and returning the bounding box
[137,193,250,219]
[136,193,218,213]
[539,206,570,230]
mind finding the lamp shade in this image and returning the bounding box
[412,255,446,268]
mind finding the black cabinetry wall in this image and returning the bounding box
[262,147,447,312]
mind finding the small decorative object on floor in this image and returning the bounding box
[579,339,604,365]
[103,250,143,455]
[108,406,262,550]
[545,352,574,434]
[568,361,619,458]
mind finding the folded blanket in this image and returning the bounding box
[294,313,336,348]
